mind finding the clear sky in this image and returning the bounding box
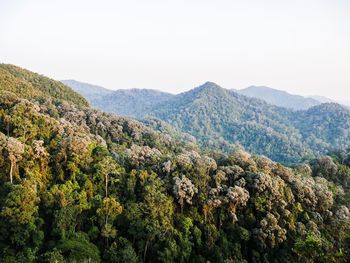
[0,0,349,100]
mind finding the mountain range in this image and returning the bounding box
[64,80,350,164]
[63,80,349,111]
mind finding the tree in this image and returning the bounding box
[226,186,250,223]
[95,156,121,198]
[5,137,24,183]
[293,234,323,262]
[0,180,43,262]
[105,237,139,263]
[173,175,198,213]
[97,197,122,247]
[57,233,101,263]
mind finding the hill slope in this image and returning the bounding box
[151,82,311,163]
[0,64,88,107]
[91,88,174,117]
[70,81,350,164]
[0,65,349,262]
[63,80,174,117]
[151,82,350,163]
[237,85,320,110]
[290,103,350,153]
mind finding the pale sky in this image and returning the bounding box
[0,0,349,100]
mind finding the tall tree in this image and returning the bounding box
[5,137,24,184]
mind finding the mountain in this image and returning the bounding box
[70,81,350,164]
[0,65,349,262]
[290,103,350,153]
[61,79,112,101]
[236,85,321,110]
[151,82,350,163]
[62,80,174,118]
[150,82,311,163]
[90,88,174,118]
[0,64,88,107]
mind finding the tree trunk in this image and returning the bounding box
[105,173,108,197]
[105,214,109,248]
[144,238,150,263]
[10,160,13,184]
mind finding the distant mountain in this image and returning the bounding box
[63,80,174,118]
[308,95,350,108]
[61,79,112,101]
[236,86,321,110]
[150,82,310,163]
[92,89,174,118]
[308,95,334,104]
[149,82,350,163]
[69,80,350,164]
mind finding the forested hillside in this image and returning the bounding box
[67,81,350,164]
[0,64,88,107]
[150,82,350,164]
[0,65,349,262]
[63,80,174,118]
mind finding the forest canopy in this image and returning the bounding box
[0,65,349,262]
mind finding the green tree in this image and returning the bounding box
[97,197,122,247]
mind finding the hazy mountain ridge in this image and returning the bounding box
[308,95,334,104]
[93,88,174,118]
[61,79,112,100]
[64,80,174,117]
[236,86,321,110]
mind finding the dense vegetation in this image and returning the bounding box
[64,80,174,119]
[0,65,349,262]
[0,64,88,107]
[66,81,350,164]
[150,82,350,164]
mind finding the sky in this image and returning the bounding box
[0,0,349,100]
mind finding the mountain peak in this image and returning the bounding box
[201,81,223,89]
[192,81,226,95]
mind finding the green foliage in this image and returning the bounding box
[57,233,100,262]
[73,81,350,164]
[0,64,88,107]
[63,79,174,118]
[293,234,323,261]
[0,66,349,262]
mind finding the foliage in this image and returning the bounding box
[0,66,349,262]
[69,81,350,164]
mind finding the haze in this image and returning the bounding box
[1,0,349,100]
